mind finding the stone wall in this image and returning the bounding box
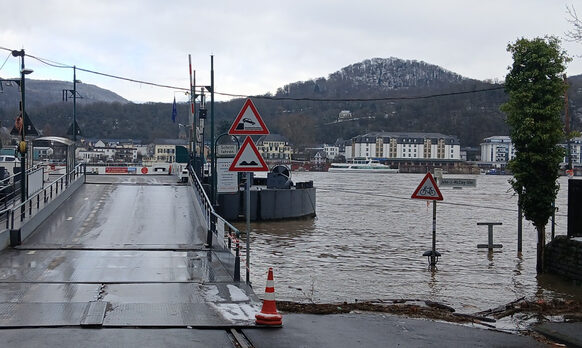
[545,235,582,282]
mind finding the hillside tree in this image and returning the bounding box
[501,36,569,273]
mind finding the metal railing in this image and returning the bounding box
[188,164,243,282]
[1,163,85,231]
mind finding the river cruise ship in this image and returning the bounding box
[329,158,399,173]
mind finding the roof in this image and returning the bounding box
[256,134,290,145]
[152,138,188,146]
[355,132,460,145]
[33,136,75,146]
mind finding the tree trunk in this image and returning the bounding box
[536,224,546,273]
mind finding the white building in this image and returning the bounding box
[349,132,461,160]
[561,137,582,166]
[480,136,515,163]
[323,144,339,160]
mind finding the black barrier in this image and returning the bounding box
[568,179,582,238]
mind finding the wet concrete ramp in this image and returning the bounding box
[0,283,258,327]
[0,176,259,328]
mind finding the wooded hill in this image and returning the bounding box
[1,58,580,147]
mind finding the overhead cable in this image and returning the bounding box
[2,46,506,102]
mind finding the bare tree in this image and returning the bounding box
[566,5,582,42]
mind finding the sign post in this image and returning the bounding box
[411,172,444,267]
[216,134,239,194]
[228,98,269,284]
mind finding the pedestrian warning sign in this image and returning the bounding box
[411,172,443,201]
[229,136,269,172]
[228,98,269,135]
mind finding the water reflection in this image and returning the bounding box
[246,173,579,312]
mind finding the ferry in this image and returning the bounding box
[329,158,399,173]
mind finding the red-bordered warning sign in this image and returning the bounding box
[411,172,443,201]
[228,98,269,135]
[229,136,269,172]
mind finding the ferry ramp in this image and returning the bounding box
[0,174,260,329]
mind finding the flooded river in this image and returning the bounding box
[243,172,580,313]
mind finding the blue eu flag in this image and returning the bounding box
[172,97,177,123]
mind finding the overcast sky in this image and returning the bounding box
[1,0,581,103]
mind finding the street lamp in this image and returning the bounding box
[11,49,32,203]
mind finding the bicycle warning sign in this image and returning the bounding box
[411,172,443,201]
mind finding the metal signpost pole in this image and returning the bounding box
[432,200,437,266]
[517,197,523,254]
[246,171,251,284]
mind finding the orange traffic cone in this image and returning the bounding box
[255,267,283,326]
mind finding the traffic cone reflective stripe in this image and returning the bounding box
[255,267,283,326]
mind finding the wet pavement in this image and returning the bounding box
[0,313,549,348]
[0,175,260,328]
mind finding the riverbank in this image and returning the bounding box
[274,297,582,345]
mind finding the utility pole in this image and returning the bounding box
[210,55,216,206]
[73,66,77,143]
[188,55,196,166]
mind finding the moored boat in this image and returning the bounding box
[329,158,399,173]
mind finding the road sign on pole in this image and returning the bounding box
[411,172,443,201]
[411,172,443,268]
[229,136,268,172]
[228,98,269,135]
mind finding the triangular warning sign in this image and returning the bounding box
[228,98,269,135]
[229,136,269,172]
[411,172,443,201]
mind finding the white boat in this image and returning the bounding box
[329,158,399,173]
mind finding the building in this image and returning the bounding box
[561,137,582,167]
[323,144,339,160]
[77,140,138,163]
[338,110,352,122]
[348,132,461,160]
[480,136,515,164]
[150,139,188,163]
[256,134,292,163]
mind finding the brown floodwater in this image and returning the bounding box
[241,172,581,313]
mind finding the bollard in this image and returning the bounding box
[477,222,503,251]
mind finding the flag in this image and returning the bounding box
[172,97,177,123]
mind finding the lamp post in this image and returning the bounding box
[210,55,215,206]
[12,49,32,203]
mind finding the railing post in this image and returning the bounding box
[227,228,232,250]
[207,213,215,247]
[234,239,241,282]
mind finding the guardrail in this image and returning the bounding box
[1,163,85,236]
[188,164,243,283]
